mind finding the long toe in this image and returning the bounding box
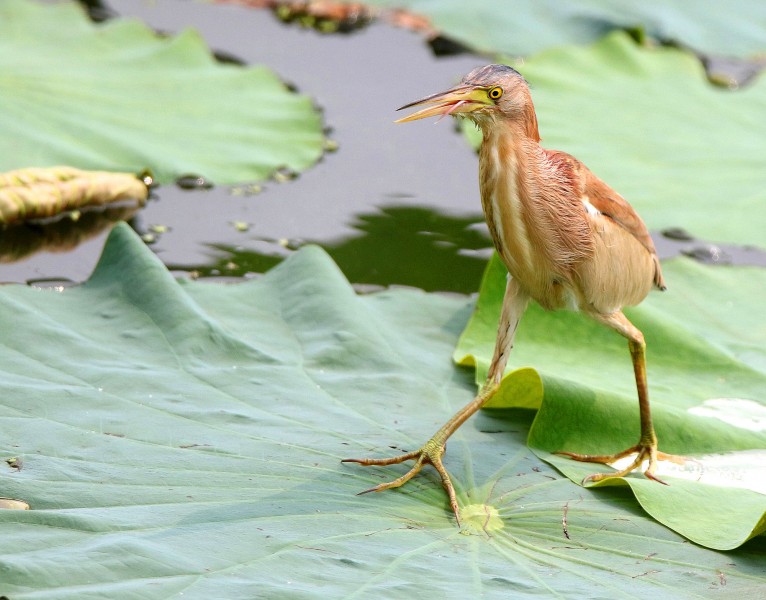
[556,444,641,465]
[558,442,678,485]
[357,458,426,495]
[342,439,461,522]
[342,448,423,467]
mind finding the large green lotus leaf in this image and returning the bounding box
[455,252,766,551]
[0,224,762,597]
[0,0,324,184]
[454,32,766,249]
[356,0,766,58]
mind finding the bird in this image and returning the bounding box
[343,64,671,524]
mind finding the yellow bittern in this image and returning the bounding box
[343,64,669,523]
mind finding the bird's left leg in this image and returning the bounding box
[343,276,529,522]
[558,310,679,484]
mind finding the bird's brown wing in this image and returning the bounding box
[547,150,666,290]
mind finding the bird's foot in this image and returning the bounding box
[342,437,461,524]
[556,442,683,485]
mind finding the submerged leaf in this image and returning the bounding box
[0,167,147,226]
[0,0,325,184]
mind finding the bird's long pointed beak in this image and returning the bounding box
[395,85,490,123]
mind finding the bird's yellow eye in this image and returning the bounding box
[488,87,503,100]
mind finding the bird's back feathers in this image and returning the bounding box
[546,150,666,291]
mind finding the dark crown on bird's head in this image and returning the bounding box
[462,64,527,88]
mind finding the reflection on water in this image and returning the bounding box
[0,204,140,267]
[170,205,493,294]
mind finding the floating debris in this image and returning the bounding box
[272,166,299,183]
[216,1,469,58]
[682,244,732,265]
[138,169,156,189]
[230,183,263,196]
[272,1,373,34]
[661,227,695,241]
[176,173,214,190]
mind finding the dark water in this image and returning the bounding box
[1,0,763,291]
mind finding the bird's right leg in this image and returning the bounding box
[343,276,529,523]
[558,310,682,483]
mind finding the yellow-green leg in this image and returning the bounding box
[558,310,679,483]
[343,277,529,523]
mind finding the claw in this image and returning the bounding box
[643,470,669,486]
[354,459,426,495]
[343,440,461,524]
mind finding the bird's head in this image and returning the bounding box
[396,64,539,139]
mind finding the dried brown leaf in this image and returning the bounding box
[0,167,147,226]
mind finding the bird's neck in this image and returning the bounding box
[478,120,563,297]
[483,101,540,142]
[478,118,594,305]
[514,106,540,142]
[479,122,536,264]
[478,119,542,223]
